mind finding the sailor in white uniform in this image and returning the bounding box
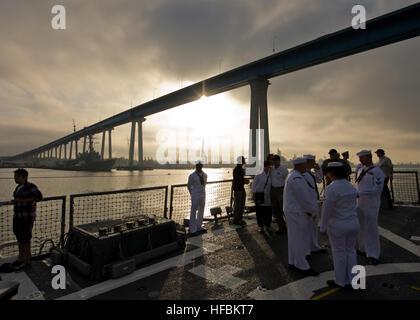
[303,154,326,256]
[320,162,360,288]
[355,150,385,265]
[187,162,208,236]
[283,157,319,276]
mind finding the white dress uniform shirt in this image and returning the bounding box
[187,171,207,197]
[283,170,319,214]
[270,165,289,187]
[251,170,272,206]
[303,168,323,203]
[321,180,359,232]
[355,164,384,259]
[377,156,393,178]
[355,165,384,203]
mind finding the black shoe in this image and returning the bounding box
[188,232,198,238]
[12,261,25,271]
[198,228,208,234]
[288,264,297,271]
[275,228,287,235]
[356,249,366,256]
[259,228,265,234]
[326,280,342,288]
[312,248,327,254]
[265,227,272,233]
[300,268,319,277]
[306,255,312,261]
[368,257,380,265]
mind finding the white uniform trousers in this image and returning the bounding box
[356,202,381,259]
[189,193,205,233]
[284,211,311,270]
[308,215,322,254]
[327,218,360,287]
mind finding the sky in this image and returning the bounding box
[0,0,419,164]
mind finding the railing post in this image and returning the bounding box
[60,196,66,248]
[390,176,395,203]
[415,172,420,205]
[230,184,233,208]
[164,186,168,219]
[69,195,74,228]
[169,186,174,220]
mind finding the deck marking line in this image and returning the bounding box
[409,236,420,242]
[57,247,207,300]
[0,271,45,300]
[310,287,341,300]
[248,263,420,300]
[410,286,420,291]
[378,227,420,257]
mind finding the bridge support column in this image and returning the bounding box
[75,139,79,158]
[108,129,113,159]
[129,121,136,167]
[69,141,73,160]
[83,136,87,154]
[64,143,67,160]
[101,131,106,159]
[137,119,145,166]
[248,78,270,167]
[128,118,146,167]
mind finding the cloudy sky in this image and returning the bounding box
[1,0,419,164]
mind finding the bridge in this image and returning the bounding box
[10,3,420,167]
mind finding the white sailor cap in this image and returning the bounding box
[303,154,316,160]
[327,162,343,167]
[292,157,307,165]
[356,150,372,157]
[236,155,246,164]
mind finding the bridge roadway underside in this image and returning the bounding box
[3,205,419,300]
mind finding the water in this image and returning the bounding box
[0,167,234,202]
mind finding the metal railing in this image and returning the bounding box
[169,178,255,225]
[69,186,168,228]
[388,171,420,205]
[320,171,420,205]
[0,171,418,259]
[0,196,66,259]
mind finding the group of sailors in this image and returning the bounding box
[187,149,387,289]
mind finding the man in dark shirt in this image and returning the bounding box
[232,156,249,225]
[12,169,43,270]
[341,151,352,181]
[321,149,347,186]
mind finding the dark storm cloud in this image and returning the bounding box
[0,0,419,162]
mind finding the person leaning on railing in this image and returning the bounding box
[11,168,43,271]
